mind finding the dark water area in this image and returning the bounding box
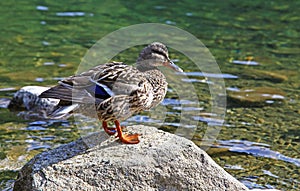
[0,1,299,190]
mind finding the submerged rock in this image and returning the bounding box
[7,86,77,120]
[227,87,285,107]
[8,86,59,119]
[13,125,249,191]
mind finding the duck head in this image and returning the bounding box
[136,42,183,72]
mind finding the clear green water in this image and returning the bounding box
[0,1,299,190]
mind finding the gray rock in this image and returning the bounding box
[8,86,76,120]
[13,125,249,191]
[8,86,59,119]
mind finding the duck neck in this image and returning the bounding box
[136,61,158,72]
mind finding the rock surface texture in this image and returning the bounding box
[14,125,249,191]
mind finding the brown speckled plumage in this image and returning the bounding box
[40,42,183,144]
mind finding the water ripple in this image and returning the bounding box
[0,98,11,108]
[36,5,48,11]
[231,60,259,65]
[56,12,85,17]
[161,98,196,105]
[182,72,238,79]
[217,140,300,167]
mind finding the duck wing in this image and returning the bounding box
[39,62,146,104]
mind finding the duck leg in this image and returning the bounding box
[114,120,140,144]
[102,121,117,135]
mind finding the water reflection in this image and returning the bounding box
[216,140,300,167]
[36,6,49,11]
[56,12,86,17]
[0,0,300,190]
[183,72,239,79]
[231,60,259,66]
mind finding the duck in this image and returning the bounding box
[39,42,183,144]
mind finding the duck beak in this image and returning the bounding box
[164,60,183,72]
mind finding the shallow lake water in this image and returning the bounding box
[0,1,299,190]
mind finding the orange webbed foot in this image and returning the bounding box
[118,133,140,144]
[114,120,140,144]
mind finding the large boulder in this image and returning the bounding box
[13,125,249,191]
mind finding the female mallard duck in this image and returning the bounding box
[40,42,183,144]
